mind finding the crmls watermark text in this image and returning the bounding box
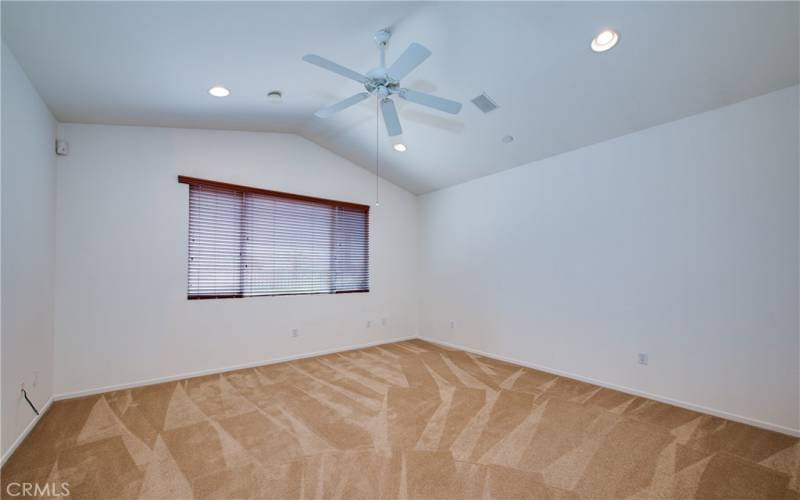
[5,482,70,497]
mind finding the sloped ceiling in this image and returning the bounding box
[3,1,798,194]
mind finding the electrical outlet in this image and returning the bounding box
[638,353,648,365]
[291,329,299,338]
[366,320,372,328]
[449,320,456,329]
[381,318,387,327]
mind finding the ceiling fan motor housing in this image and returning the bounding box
[365,73,399,96]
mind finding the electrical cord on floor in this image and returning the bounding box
[21,387,40,415]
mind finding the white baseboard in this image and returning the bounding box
[54,335,417,401]
[419,336,800,438]
[1,397,54,467]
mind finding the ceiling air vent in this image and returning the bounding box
[471,92,499,113]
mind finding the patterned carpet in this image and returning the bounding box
[2,339,798,499]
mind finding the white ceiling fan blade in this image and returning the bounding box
[399,88,462,114]
[314,92,370,118]
[386,43,431,82]
[380,98,403,136]
[302,54,369,84]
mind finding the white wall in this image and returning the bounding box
[1,44,58,457]
[54,124,418,396]
[419,86,800,434]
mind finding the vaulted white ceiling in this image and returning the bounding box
[3,2,798,194]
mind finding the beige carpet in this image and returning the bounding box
[2,339,798,499]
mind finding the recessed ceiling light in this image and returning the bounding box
[591,29,619,52]
[267,90,283,103]
[208,86,230,97]
[502,135,514,144]
[393,143,407,152]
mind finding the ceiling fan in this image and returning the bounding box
[302,29,462,137]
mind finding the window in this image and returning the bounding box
[179,176,369,299]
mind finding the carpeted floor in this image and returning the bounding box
[2,339,798,499]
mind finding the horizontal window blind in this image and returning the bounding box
[179,176,369,299]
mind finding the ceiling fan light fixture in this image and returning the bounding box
[393,143,407,152]
[208,86,230,97]
[591,29,619,52]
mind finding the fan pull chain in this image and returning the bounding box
[375,96,380,207]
